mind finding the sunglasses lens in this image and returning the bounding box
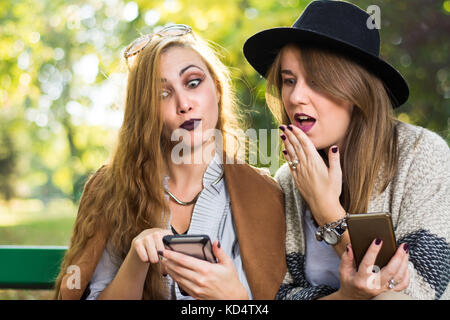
[157,24,192,37]
[125,36,150,57]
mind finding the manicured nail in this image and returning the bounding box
[403,243,410,253]
[282,150,287,155]
[279,125,285,131]
[280,134,286,140]
[375,238,382,245]
[332,146,338,153]
[287,125,293,131]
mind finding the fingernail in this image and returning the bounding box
[403,243,410,253]
[280,134,286,140]
[287,125,293,131]
[375,238,382,245]
[282,150,287,155]
[332,146,338,153]
[279,125,285,131]
[218,241,221,248]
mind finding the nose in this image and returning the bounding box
[289,79,311,106]
[175,92,194,114]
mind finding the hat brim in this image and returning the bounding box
[243,27,409,108]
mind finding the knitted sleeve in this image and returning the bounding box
[274,164,337,300]
[394,129,450,300]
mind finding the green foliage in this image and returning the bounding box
[0,0,448,202]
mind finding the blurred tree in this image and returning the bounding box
[0,119,17,201]
[0,0,448,203]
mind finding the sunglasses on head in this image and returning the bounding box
[123,24,193,64]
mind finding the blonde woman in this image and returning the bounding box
[244,1,449,300]
[54,24,286,300]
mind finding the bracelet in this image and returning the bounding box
[315,213,349,244]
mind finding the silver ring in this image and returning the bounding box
[388,278,398,289]
[288,160,298,170]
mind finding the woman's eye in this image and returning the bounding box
[161,90,170,99]
[187,78,201,88]
[282,78,295,86]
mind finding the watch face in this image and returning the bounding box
[323,229,338,245]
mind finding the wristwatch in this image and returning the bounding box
[315,215,348,246]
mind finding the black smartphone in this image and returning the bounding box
[162,234,217,263]
[162,234,217,297]
[346,212,397,270]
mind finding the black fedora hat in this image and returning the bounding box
[243,0,409,108]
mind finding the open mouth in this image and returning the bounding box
[294,113,316,133]
[180,119,201,131]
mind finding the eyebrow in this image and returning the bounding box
[160,64,205,83]
[179,64,204,76]
[281,69,295,76]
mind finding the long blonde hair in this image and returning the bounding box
[54,29,240,299]
[266,44,398,214]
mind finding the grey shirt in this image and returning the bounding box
[86,152,253,300]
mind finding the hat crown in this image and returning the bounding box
[294,0,380,57]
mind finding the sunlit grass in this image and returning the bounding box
[0,198,77,227]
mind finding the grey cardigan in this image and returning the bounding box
[275,121,450,300]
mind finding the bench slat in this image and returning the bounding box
[0,246,67,289]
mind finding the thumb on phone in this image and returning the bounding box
[212,240,232,266]
[340,243,355,275]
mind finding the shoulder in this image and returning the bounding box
[396,121,449,160]
[395,122,450,178]
[393,122,450,200]
[82,165,109,192]
[243,163,283,193]
[224,163,282,195]
[77,165,110,215]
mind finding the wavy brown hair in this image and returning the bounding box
[53,29,240,299]
[266,44,399,214]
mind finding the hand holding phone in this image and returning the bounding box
[346,212,397,269]
[162,234,217,296]
[336,213,411,299]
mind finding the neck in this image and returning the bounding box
[166,141,217,190]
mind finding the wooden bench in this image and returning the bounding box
[0,245,67,289]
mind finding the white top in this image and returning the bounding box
[303,209,341,289]
[86,152,252,300]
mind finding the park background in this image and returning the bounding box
[0,0,449,299]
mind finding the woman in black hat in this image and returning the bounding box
[244,0,449,300]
